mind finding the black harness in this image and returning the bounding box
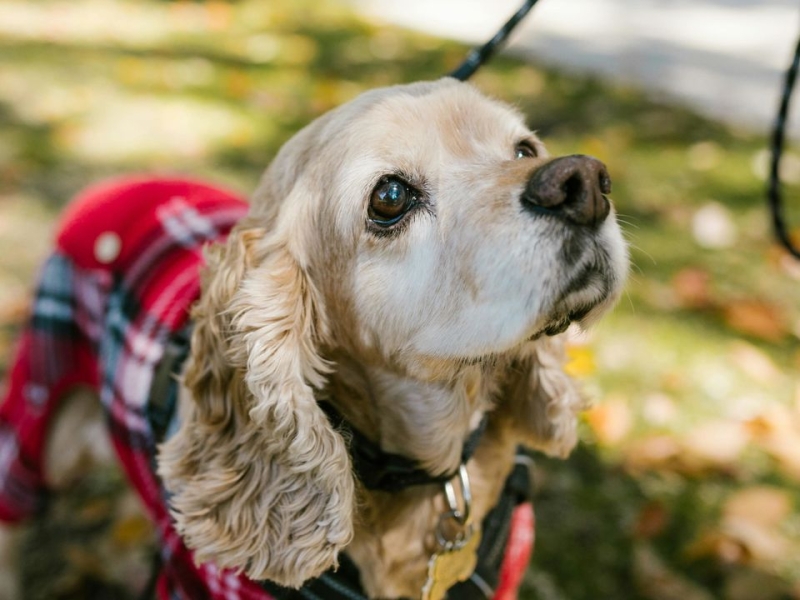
[318,401,488,492]
[147,326,535,600]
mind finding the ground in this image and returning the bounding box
[1,1,799,599]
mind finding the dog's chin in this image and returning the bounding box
[528,275,619,341]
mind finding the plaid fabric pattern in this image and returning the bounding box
[0,176,534,600]
[0,177,263,599]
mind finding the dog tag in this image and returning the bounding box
[421,527,482,600]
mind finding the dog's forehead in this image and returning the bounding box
[348,81,531,163]
[376,85,527,156]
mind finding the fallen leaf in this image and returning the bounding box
[762,434,800,480]
[729,341,781,384]
[685,529,746,564]
[564,344,595,377]
[624,435,681,472]
[205,1,232,31]
[746,406,800,479]
[112,514,154,548]
[585,395,632,446]
[722,299,788,342]
[720,516,788,564]
[634,501,670,539]
[672,268,713,310]
[723,486,792,529]
[681,420,749,470]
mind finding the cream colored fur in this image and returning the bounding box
[152,78,628,597]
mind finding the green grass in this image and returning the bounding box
[1,1,799,598]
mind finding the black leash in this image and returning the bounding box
[450,0,540,81]
[769,29,800,260]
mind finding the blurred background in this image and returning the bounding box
[0,1,799,598]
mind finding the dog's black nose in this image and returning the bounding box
[522,155,611,227]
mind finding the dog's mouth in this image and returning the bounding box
[529,263,614,340]
[528,306,591,340]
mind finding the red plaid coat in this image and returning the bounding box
[0,177,533,600]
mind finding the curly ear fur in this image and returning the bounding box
[157,218,355,588]
[501,336,585,458]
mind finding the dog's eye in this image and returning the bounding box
[515,142,537,159]
[369,177,414,224]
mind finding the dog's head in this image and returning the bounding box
[158,78,627,587]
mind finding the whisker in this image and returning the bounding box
[626,242,656,267]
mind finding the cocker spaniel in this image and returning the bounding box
[0,78,627,599]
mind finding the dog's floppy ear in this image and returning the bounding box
[499,336,585,458]
[158,210,355,587]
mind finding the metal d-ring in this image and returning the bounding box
[443,464,472,526]
[435,464,474,550]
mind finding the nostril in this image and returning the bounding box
[599,171,611,195]
[561,174,585,206]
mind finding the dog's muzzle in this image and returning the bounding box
[521,155,611,228]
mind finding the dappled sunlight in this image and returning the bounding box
[67,94,254,162]
[0,0,187,45]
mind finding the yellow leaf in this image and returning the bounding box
[565,344,595,377]
[112,515,154,548]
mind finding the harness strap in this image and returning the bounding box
[320,401,488,492]
[148,325,192,444]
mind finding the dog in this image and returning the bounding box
[0,78,627,599]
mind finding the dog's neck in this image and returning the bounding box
[324,353,520,599]
[325,354,495,476]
